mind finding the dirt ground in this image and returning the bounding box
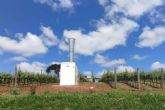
[0,83,111,95]
[0,83,165,95]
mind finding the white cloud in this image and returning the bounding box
[95,70,108,77]
[151,62,165,70]
[40,26,58,46]
[94,54,126,67]
[59,18,139,55]
[84,70,108,78]
[18,62,46,73]
[0,33,47,57]
[59,0,74,8]
[8,56,28,62]
[98,0,108,7]
[15,33,24,40]
[83,71,92,77]
[34,0,76,11]
[96,66,135,77]
[0,25,58,57]
[132,54,148,60]
[137,26,165,48]
[99,0,164,18]
[117,65,135,73]
[150,9,165,24]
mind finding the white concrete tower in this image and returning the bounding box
[60,38,79,85]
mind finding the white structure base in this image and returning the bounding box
[60,62,79,86]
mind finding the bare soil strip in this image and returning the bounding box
[0,83,165,95]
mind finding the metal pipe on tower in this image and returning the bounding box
[68,38,75,62]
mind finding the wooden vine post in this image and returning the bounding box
[160,68,164,89]
[137,68,141,90]
[15,65,18,87]
[114,67,117,89]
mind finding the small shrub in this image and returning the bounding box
[10,88,20,95]
[43,91,52,96]
[30,84,37,95]
[44,91,50,94]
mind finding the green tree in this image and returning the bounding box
[46,64,61,77]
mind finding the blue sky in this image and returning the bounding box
[0,0,165,76]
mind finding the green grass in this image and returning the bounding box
[0,92,165,110]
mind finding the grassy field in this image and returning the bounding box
[0,92,165,110]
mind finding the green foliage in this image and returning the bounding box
[46,64,60,77]
[99,70,165,82]
[0,92,165,110]
[10,88,20,95]
[99,71,114,83]
[43,91,51,95]
[79,74,89,82]
[17,72,59,83]
[0,72,59,86]
[117,72,136,81]
[0,73,12,80]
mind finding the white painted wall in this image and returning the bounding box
[60,62,79,85]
